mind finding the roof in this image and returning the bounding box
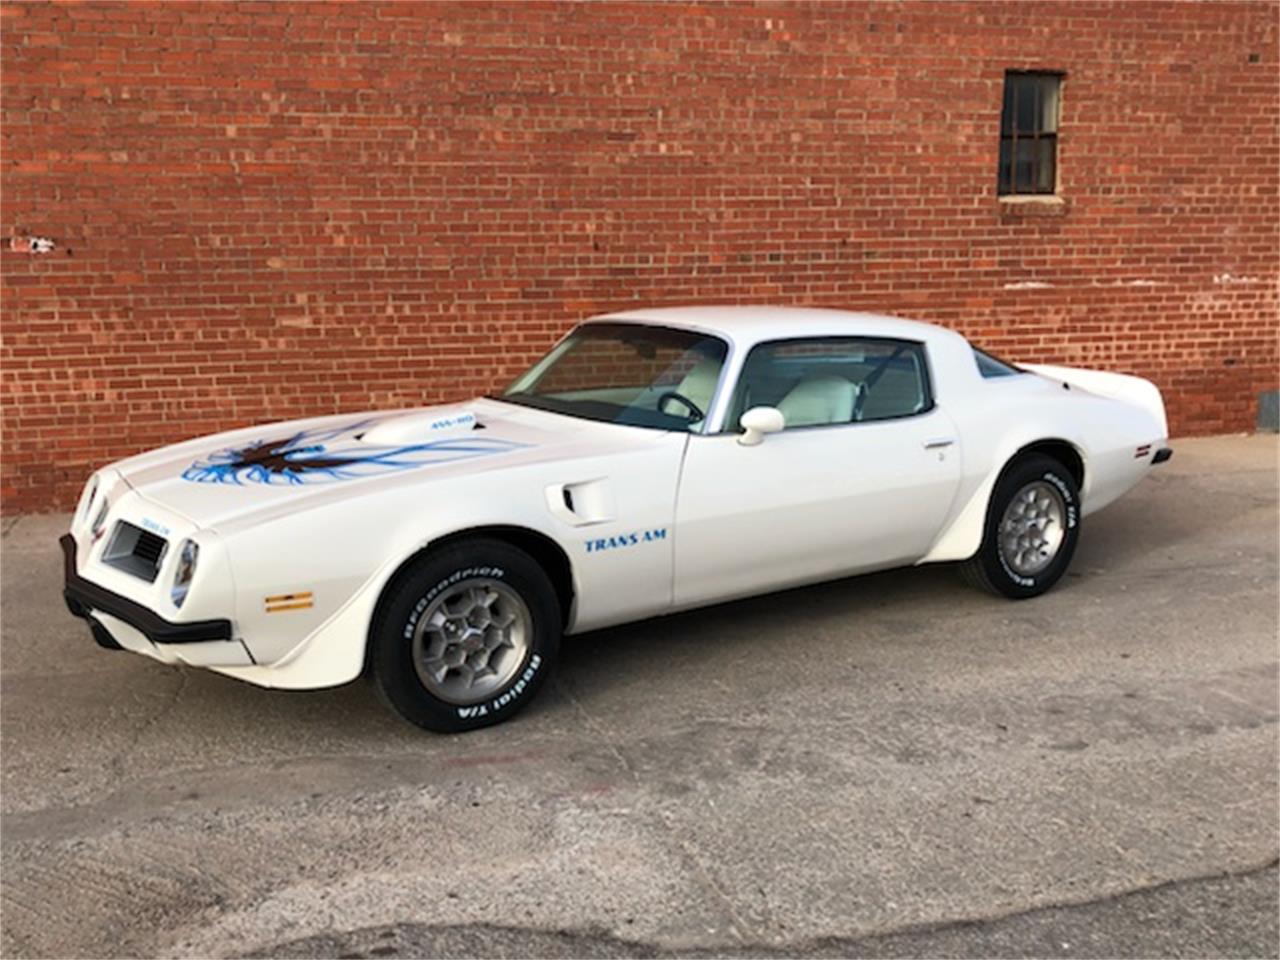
[588,305,963,347]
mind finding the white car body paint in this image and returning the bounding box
[63,307,1169,690]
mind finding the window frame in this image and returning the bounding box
[998,70,1064,197]
[717,335,938,435]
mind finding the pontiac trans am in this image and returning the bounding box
[62,307,1172,731]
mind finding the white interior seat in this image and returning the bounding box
[777,375,856,428]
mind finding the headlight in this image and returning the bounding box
[171,540,199,609]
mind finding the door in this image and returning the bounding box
[673,336,962,608]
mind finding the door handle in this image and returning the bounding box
[923,438,955,449]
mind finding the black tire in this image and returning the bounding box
[961,453,1081,599]
[371,539,560,732]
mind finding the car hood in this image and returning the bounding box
[110,398,670,532]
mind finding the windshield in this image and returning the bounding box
[497,322,728,432]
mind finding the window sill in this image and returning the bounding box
[997,194,1067,217]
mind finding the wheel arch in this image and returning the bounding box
[920,434,1087,565]
[363,524,577,677]
[1010,438,1086,491]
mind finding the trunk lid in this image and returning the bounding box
[1022,363,1168,437]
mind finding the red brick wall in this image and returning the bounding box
[3,1,1277,513]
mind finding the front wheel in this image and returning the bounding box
[961,454,1081,599]
[371,539,560,732]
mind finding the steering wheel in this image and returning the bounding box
[657,391,706,423]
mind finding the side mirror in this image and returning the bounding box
[738,406,785,446]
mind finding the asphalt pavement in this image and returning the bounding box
[1,434,1277,959]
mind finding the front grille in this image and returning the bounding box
[102,522,169,582]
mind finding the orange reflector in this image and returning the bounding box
[265,591,313,613]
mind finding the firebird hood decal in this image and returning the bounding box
[182,418,528,486]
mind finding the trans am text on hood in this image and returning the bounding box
[62,307,1172,732]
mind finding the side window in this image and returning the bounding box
[728,337,933,431]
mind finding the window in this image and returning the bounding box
[727,338,933,431]
[998,71,1061,196]
[500,322,727,432]
[973,347,1024,378]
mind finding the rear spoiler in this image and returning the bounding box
[1021,363,1168,438]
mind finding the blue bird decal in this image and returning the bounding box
[182,418,526,486]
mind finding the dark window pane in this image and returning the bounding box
[1037,77,1060,133]
[998,139,1013,193]
[1035,138,1056,192]
[1015,78,1037,133]
[1014,138,1035,193]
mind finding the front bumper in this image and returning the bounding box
[61,534,232,644]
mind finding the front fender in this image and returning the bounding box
[214,481,576,687]
[211,549,406,689]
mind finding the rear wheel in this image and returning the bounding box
[961,454,1080,599]
[371,539,560,732]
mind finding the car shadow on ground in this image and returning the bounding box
[78,479,1224,745]
[139,560,968,744]
[559,559,966,669]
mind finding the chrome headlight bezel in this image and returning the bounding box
[89,495,111,542]
[171,539,200,609]
[78,476,100,521]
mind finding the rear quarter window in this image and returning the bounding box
[973,348,1024,379]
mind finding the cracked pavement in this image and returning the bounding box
[1,435,1277,958]
[253,861,1280,959]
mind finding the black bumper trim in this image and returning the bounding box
[61,534,233,645]
[1152,447,1173,465]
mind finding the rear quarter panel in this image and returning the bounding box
[920,341,1166,564]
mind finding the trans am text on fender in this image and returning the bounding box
[62,307,1172,732]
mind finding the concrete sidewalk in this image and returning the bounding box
[2,435,1277,958]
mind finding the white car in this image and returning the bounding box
[63,307,1172,731]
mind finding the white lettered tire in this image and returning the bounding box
[371,539,560,732]
[961,454,1081,599]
